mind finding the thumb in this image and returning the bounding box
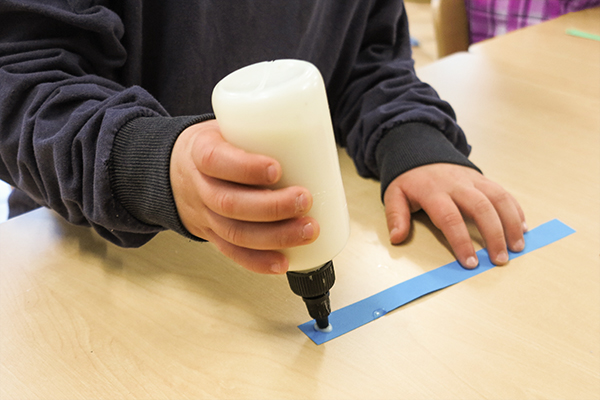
[383,182,412,245]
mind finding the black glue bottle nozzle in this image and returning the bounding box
[286,261,335,330]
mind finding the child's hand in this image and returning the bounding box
[170,120,319,274]
[383,163,527,269]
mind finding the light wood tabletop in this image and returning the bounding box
[1,8,599,400]
[469,7,600,99]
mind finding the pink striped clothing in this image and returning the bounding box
[466,0,600,43]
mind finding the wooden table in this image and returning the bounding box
[469,7,600,99]
[2,9,599,400]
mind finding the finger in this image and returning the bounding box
[476,181,526,253]
[204,230,289,274]
[422,194,479,269]
[201,175,312,222]
[508,192,527,232]
[511,191,528,233]
[192,121,282,186]
[453,188,509,265]
[207,212,320,250]
[383,183,412,244]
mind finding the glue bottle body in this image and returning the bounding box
[211,59,350,272]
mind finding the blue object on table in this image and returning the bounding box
[299,219,576,345]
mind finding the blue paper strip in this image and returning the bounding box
[299,219,575,344]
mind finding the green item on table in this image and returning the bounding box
[566,28,600,41]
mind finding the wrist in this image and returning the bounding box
[109,114,214,239]
[376,122,481,200]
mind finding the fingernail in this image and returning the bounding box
[267,165,278,183]
[295,193,308,214]
[390,227,400,241]
[465,256,479,269]
[270,263,284,274]
[302,222,315,240]
[496,251,509,264]
[522,221,529,232]
[513,238,525,252]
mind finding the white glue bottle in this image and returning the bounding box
[212,59,350,330]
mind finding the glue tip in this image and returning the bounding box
[314,322,333,333]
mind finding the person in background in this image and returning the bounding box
[0,1,527,274]
[466,0,600,43]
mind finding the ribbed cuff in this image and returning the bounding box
[110,114,214,240]
[376,122,481,200]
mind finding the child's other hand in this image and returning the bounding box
[383,163,527,269]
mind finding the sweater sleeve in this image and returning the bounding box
[109,115,214,243]
[0,1,203,247]
[329,0,480,193]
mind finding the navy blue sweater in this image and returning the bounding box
[0,0,477,247]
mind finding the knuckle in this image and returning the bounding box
[225,223,244,246]
[472,197,494,216]
[275,233,289,249]
[216,191,235,216]
[198,147,215,171]
[274,222,302,249]
[270,189,300,220]
[270,197,283,220]
[439,210,464,229]
[386,209,403,221]
[198,143,221,172]
[491,190,513,206]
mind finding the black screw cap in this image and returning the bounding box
[286,260,335,298]
[286,261,335,325]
